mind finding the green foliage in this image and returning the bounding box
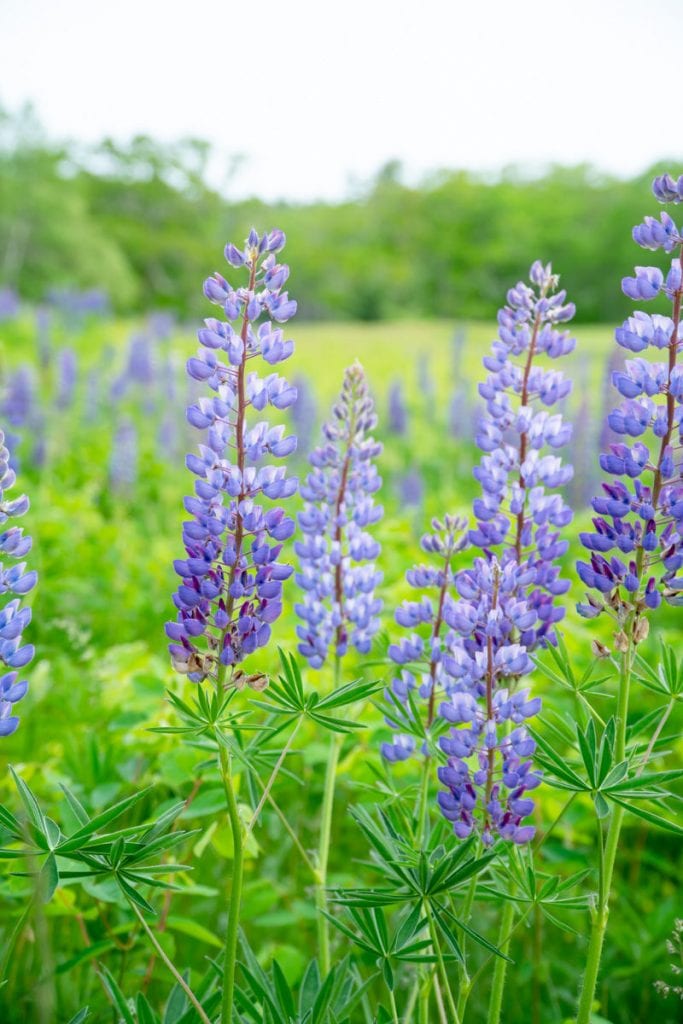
[0,105,677,322]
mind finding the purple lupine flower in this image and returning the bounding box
[295,362,383,670]
[578,175,683,624]
[382,515,468,762]
[56,348,78,410]
[435,262,576,845]
[2,368,34,429]
[0,430,36,737]
[290,374,318,458]
[166,229,298,683]
[387,380,408,436]
[397,468,424,508]
[470,260,575,647]
[0,288,19,321]
[110,419,138,492]
[436,556,541,845]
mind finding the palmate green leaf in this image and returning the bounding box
[118,875,155,914]
[0,803,23,838]
[98,964,135,1024]
[163,973,190,1024]
[610,796,683,835]
[529,730,588,792]
[315,676,383,711]
[9,770,46,839]
[40,853,59,902]
[435,899,510,961]
[604,767,683,794]
[56,788,152,855]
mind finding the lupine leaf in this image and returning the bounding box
[610,796,683,835]
[98,965,135,1024]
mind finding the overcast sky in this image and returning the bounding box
[1,0,681,201]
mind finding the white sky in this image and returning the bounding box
[1,0,681,201]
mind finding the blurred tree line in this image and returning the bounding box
[0,104,678,322]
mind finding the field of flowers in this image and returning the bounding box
[0,185,682,1024]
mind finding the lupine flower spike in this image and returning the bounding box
[295,362,383,669]
[577,174,683,638]
[382,515,469,763]
[166,229,298,684]
[436,261,576,845]
[0,429,36,737]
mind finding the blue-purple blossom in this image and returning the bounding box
[0,430,36,737]
[166,229,298,682]
[436,556,541,845]
[433,262,576,845]
[295,362,383,669]
[110,419,138,492]
[56,348,78,410]
[470,259,575,647]
[578,174,683,623]
[387,380,408,436]
[382,515,468,763]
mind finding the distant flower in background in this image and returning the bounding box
[56,348,78,410]
[167,229,298,682]
[0,430,36,737]
[578,175,683,623]
[382,515,468,763]
[295,362,383,669]
[436,261,576,844]
[47,287,110,320]
[0,288,19,321]
[387,380,408,436]
[290,374,318,458]
[417,354,436,423]
[109,418,138,492]
[397,468,424,508]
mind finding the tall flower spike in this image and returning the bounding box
[470,259,575,647]
[578,174,683,628]
[382,515,469,763]
[166,230,298,683]
[295,362,383,669]
[0,429,37,737]
[436,261,576,845]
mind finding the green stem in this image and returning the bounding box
[486,899,515,1024]
[428,911,461,1024]
[245,718,302,837]
[455,868,479,1019]
[218,742,244,1024]
[575,641,633,1024]
[128,900,212,1024]
[315,655,343,975]
[388,987,400,1024]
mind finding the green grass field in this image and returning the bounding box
[0,313,680,1024]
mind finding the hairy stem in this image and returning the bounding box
[218,742,244,1024]
[315,655,343,974]
[575,640,632,1024]
[486,899,515,1024]
[128,900,212,1024]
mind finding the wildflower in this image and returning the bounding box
[578,177,683,626]
[0,430,36,737]
[166,229,298,683]
[435,261,576,844]
[295,362,383,669]
[382,515,468,762]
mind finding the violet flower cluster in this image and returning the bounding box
[295,362,383,669]
[0,430,36,737]
[433,262,576,845]
[166,230,298,683]
[578,174,683,627]
[382,515,468,763]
